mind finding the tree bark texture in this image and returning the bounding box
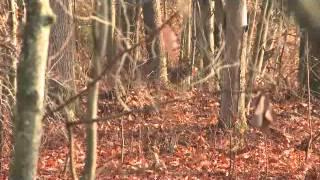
[48,0,74,82]
[48,0,76,113]
[214,0,225,50]
[248,0,273,90]
[219,0,244,128]
[81,0,109,179]
[8,0,18,98]
[198,0,215,75]
[9,0,54,179]
[179,0,192,63]
[247,0,258,59]
[238,0,248,131]
[142,0,168,83]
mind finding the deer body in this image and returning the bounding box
[249,92,274,130]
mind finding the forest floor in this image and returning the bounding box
[1,86,320,179]
[3,0,317,178]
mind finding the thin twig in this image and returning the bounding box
[67,125,78,180]
[66,98,184,127]
[121,119,125,163]
[305,32,312,161]
[58,96,78,180]
[43,12,179,121]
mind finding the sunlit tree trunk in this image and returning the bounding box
[9,0,54,179]
[8,0,18,98]
[238,0,248,131]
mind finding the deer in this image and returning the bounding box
[248,91,273,132]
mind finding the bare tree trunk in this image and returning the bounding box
[142,0,168,84]
[120,0,139,82]
[247,0,258,59]
[0,79,3,172]
[255,0,273,74]
[9,0,54,179]
[48,0,77,116]
[299,29,307,91]
[261,0,283,76]
[213,0,225,89]
[219,0,245,128]
[248,0,273,92]
[131,1,141,79]
[48,1,79,177]
[106,0,115,65]
[179,0,192,63]
[299,29,320,97]
[198,0,215,76]
[288,0,320,96]
[0,63,3,172]
[214,0,225,50]
[82,0,110,179]
[185,1,197,88]
[8,0,18,98]
[238,0,248,131]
